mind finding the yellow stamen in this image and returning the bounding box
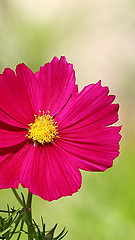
[26,111,59,145]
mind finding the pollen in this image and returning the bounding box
[26,111,59,145]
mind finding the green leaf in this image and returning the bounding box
[0,208,21,239]
[54,227,68,240]
[0,225,12,237]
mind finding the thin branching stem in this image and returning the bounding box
[27,191,33,210]
[11,189,24,207]
[17,219,24,240]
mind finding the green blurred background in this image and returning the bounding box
[0,0,135,239]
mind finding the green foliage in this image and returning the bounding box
[0,195,68,240]
[0,207,21,239]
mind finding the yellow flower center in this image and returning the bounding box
[26,111,58,145]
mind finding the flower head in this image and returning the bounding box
[0,57,121,201]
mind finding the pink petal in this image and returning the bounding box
[0,129,27,147]
[0,143,32,189]
[20,143,82,201]
[36,56,78,116]
[0,68,34,128]
[56,126,121,171]
[58,104,119,133]
[56,81,119,131]
[16,63,40,114]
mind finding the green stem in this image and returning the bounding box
[27,190,33,240]
[11,189,24,207]
[12,189,35,240]
[27,191,33,209]
[0,210,14,213]
[17,220,24,240]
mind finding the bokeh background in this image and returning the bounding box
[0,0,135,239]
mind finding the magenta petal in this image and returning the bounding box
[0,68,34,128]
[16,63,40,114]
[0,143,32,189]
[0,82,31,128]
[56,126,121,171]
[20,143,82,201]
[0,109,27,129]
[56,81,118,130]
[58,104,119,133]
[0,129,27,147]
[36,56,78,115]
[3,68,34,120]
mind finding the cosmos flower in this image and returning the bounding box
[0,57,121,201]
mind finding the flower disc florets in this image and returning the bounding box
[26,111,58,145]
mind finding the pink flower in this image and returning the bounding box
[0,57,121,201]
